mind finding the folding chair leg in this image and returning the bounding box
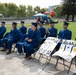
[63,59,65,70]
[75,56,76,68]
[12,46,16,52]
[49,56,51,63]
[38,54,42,61]
[33,53,36,58]
[46,56,49,63]
[67,60,73,74]
[41,54,43,59]
[55,57,59,67]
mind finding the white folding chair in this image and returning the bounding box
[53,40,74,74]
[64,46,76,62]
[53,44,66,57]
[38,37,60,62]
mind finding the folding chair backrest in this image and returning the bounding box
[58,44,66,52]
[38,37,60,56]
[71,47,76,54]
[63,45,73,55]
[38,40,54,54]
[66,40,74,45]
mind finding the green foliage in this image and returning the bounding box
[61,0,76,21]
[17,5,26,17]
[27,5,34,18]
[53,5,62,17]
[0,2,47,18]
[0,2,6,16]
[6,3,18,17]
[34,6,41,13]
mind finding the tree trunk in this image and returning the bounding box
[72,15,75,22]
[66,14,69,21]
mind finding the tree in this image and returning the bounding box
[34,6,41,13]
[40,8,47,13]
[0,3,5,16]
[53,5,62,17]
[17,5,26,17]
[7,3,18,17]
[61,0,76,21]
[27,5,34,18]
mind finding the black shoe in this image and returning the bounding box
[6,50,11,55]
[1,48,6,51]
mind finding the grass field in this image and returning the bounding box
[5,22,76,40]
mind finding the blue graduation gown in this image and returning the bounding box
[58,29,72,40]
[56,29,72,51]
[24,29,41,57]
[39,26,46,43]
[19,26,27,35]
[0,26,6,39]
[0,28,21,51]
[39,26,46,38]
[46,27,58,37]
[16,28,32,53]
[17,29,41,57]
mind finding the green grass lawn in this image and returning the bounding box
[5,22,76,40]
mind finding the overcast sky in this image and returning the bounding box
[0,0,61,8]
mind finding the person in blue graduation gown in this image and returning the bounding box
[19,21,27,35]
[0,21,6,39]
[58,22,72,40]
[0,22,21,54]
[56,22,72,51]
[16,28,32,54]
[46,21,58,37]
[24,22,41,60]
[38,21,46,43]
[17,22,41,60]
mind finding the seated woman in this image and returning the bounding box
[16,22,41,60]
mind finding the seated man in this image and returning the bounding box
[46,21,58,38]
[17,22,41,60]
[58,22,72,40]
[0,21,6,39]
[19,21,27,35]
[16,28,32,54]
[0,22,21,54]
[38,21,46,43]
[56,22,72,50]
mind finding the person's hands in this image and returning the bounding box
[60,39,62,42]
[28,39,32,42]
[25,38,29,41]
[46,30,49,34]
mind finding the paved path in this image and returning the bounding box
[0,51,76,75]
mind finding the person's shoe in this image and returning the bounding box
[17,52,23,55]
[1,48,6,51]
[25,56,32,60]
[17,52,20,55]
[6,50,11,55]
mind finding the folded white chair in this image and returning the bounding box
[44,39,60,56]
[38,39,54,54]
[53,44,66,56]
[63,46,76,62]
[53,44,73,58]
[53,40,76,74]
[38,37,60,56]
